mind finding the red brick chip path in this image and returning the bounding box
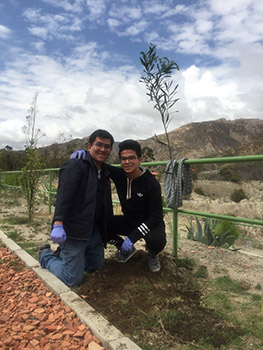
[0,246,105,350]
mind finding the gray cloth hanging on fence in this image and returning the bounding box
[163,157,192,208]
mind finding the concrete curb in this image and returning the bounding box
[0,230,142,350]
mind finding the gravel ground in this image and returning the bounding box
[0,246,105,350]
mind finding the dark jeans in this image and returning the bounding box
[108,215,166,254]
[39,227,104,286]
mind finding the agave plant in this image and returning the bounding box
[186,218,239,249]
[213,220,239,248]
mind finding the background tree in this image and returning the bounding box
[142,146,155,162]
[0,146,25,171]
[20,93,45,221]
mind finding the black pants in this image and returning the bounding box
[108,215,166,254]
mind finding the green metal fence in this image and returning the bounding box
[1,154,263,257]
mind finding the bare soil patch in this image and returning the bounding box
[76,250,245,349]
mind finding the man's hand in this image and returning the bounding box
[121,237,134,253]
[51,224,67,243]
[70,149,86,159]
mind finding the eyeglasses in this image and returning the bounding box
[94,142,111,150]
[120,155,138,162]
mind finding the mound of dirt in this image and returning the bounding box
[76,250,243,349]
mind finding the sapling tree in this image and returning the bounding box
[140,43,179,161]
[20,93,45,221]
[140,44,180,272]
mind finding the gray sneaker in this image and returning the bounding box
[115,247,137,263]
[148,252,161,272]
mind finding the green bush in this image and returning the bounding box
[230,188,248,203]
[220,168,241,183]
[194,187,205,196]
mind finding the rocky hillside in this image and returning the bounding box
[35,118,263,166]
[138,118,263,160]
[1,118,262,177]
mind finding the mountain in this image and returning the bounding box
[138,118,263,160]
[38,118,263,166]
[1,118,262,172]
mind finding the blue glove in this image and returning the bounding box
[51,224,67,243]
[121,237,134,253]
[70,149,86,159]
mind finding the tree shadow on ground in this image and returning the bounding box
[76,250,243,350]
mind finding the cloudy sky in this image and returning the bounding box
[0,0,262,150]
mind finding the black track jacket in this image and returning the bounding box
[108,165,165,243]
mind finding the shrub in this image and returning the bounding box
[230,188,248,203]
[194,187,205,196]
[220,168,241,183]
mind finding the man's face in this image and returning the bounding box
[120,149,142,176]
[88,137,112,168]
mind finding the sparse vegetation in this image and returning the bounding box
[3,216,29,225]
[7,230,24,241]
[194,187,205,196]
[220,167,241,183]
[231,188,248,203]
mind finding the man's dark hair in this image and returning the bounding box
[89,129,114,147]
[119,139,142,158]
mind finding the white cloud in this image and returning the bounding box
[143,1,169,15]
[0,118,25,148]
[122,20,148,37]
[107,18,122,30]
[161,4,188,19]
[0,44,162,149]
[1,34,262,150]
[109,5,142,21]
[28,26,49,40]
[41,0,84,13]
[0,0,262,150]
[144,31,159,43]
[179,61,263,122]
[0,24,11,39]
[23,7,82,41]
[86,0,107,21]
[32,40,46,52]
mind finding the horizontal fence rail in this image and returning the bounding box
[1,154,263,257]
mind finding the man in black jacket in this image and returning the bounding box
[108,140,166,272]
[72,139,166,272]
[39,129,114,286]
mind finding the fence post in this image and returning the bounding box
[172,208,178,258]
[48,170,52,215]
[14,172,17,201]
[4,173,7,198]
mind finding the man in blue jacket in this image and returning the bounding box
[39,129,114,286]
[72,139,166,272]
